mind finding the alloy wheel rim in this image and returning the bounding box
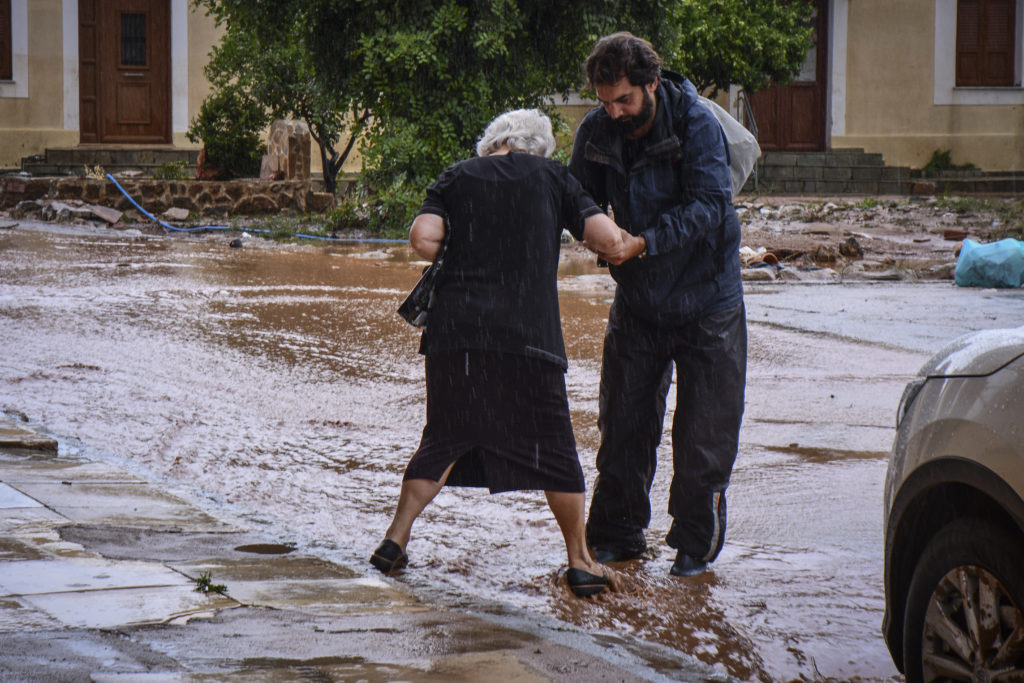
[922,565,1024,681]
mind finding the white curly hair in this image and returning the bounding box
[475,108,556,158]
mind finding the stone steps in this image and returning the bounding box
[20,147,199,177]
[744,148,914,195]
[743,148,1023,196]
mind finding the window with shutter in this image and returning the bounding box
[957,0,1017,86]
[0,0,12,81]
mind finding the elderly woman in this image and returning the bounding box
[370,109,625,598]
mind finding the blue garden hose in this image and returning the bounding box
[104,173,405,243]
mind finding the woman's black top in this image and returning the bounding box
[417,152,602,370]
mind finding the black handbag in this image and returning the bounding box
[397,222,450,328]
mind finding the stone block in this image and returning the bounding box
[232,194,279,214]
[310,192,335,212]
[878,182,905,195]
[911,181,937,195]
[796,153,827,166]
[264,120,311,180]
[260,154,285,181]
[851,167,881,181]
[823,166,852,181]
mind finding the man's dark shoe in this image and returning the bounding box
[670,552,707,577]
[592,545,645,563]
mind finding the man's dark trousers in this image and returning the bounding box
[586,297,747,561]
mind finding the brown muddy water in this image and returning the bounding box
[0,224,919,681]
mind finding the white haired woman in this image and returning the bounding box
[370,109,626,598]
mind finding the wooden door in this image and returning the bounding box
[79,0,170,144]
[748,1,828,151]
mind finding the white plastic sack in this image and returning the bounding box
[699,96,761,197]
[954,237,1024,288]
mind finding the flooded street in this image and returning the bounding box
[3,223,1024,681]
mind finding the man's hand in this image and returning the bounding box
[589,229,646,265]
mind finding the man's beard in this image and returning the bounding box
[614,89,655,136]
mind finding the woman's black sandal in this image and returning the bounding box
[566,568,610,598]
[370,539,408,574]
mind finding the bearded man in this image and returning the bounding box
[568,32,747,577]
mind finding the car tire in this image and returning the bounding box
[902,517,1024,683]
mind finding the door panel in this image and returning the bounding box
[748,1,828,151]
[80,0,170,143]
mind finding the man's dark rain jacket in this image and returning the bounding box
[568,75,743,327]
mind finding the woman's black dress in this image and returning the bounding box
[403,152,602,493]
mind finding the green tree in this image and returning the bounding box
[303,0,674,233]
[665,0,815,95]
[190,0,368,193]
[192,1,812,233]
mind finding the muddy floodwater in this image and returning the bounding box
[4,223,1024,681]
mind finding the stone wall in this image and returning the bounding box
[0,176,336,218]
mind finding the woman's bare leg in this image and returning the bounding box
[383,462,455,550]
[546,490,620,589]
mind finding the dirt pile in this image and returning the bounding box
[737,196,1023,282]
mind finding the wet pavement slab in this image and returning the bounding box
[0,418,727,682]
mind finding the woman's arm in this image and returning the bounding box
[409,213,446,261]
[583,213,643,265]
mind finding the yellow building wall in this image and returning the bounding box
[0,2,357,179]
[834,0,1024,172]
[0,0,76,169]
[172,5,221,150]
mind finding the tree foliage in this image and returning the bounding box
[664,0,815,95]
[191,0,812,234]
[186,84,266,178]
[303,0,674,233]
[190,0,368,192]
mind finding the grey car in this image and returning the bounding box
[884,326,1024,682]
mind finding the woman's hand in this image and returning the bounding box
[590,229,646,265]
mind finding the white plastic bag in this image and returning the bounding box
[699,96,761,197]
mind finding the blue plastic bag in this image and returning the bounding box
[954,238,1024,288]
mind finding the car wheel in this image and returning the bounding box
[903,518,1024,683]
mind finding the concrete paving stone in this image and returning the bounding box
[0,426,58,452]
[120,607,693,682]
[0,481,43,508]
[192,577,425,616]
[22,585,236,629]
[0,451,146,483]
[2,526,100,560]
[0,595,64,632]
[0,557,187,596]
[169,553,357,582]
[0,535,49,561]
[59,525,289,563]
[0,630,181,679]
[11,482,229,529]
[0,506,73,554]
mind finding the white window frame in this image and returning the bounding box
[934,0,1024,105]
[0,0,28,98]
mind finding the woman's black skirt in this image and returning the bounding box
[404,349,585,493]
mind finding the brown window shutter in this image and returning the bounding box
[958,0,1017,86]
[983,0,1015,85]
[0,0,12,81]
[957,0,982,85]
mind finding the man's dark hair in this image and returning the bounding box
[584,32,663,88]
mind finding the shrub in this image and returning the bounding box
[187,87,267,178]
[152,161,190,180]
[922,148,977,176]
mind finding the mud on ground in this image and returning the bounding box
[734,195,1024,282]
